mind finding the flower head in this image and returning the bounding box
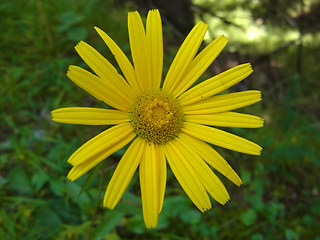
[52,9,263,228]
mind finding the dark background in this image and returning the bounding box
[1,0,319,239]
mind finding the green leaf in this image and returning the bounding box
[67,27,88,41]
[240,209,257,226]
[122,191,141,204]
[126,214,153,234]
[240,169,251,184]
[7,166,33,194]
[244,193,264,211]
[77,163,101,198]
[302,214,314,227]
[60,11,84,24]
[251,233,264,240]
[116,202,141,216]
[57,11,85,32]
[285,229,298,240]
[92,210,125,240]
[157,213,169,229]
[31,170,49,191]
[180,209,201,224]
[49,178,65,197]
[66,181,91,210]
[35,206,62,237]
[163,195,190,217]
[265,202,285,221]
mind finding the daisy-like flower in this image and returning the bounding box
[52,9,263,228]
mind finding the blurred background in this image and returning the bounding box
[1,0,320,239]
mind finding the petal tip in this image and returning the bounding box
[237,179,243,187]
[94,26,104,36]
[51,109,58,116]
[256,147,263,155]
[220,34,229,42]
[103,198,116,210]
[128,10,139,16]
[66,172,76,181]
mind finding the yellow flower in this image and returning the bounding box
[52,9,263,228]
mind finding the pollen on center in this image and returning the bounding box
[130,90,184,144]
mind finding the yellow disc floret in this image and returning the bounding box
[130,90,184,144]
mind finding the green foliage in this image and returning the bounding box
[1,0,319,239]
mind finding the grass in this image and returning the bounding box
[1,0,320,239]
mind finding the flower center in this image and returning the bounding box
[130,90,184,144]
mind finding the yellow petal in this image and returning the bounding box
[67,65,129,111]
[75,41,136,103]
[68,123,133,165]
[175,137,230,205]
[128,11,150,91]
[173,35,228,97]
[164,141,211,212]
[51,107,129,125]
[182,122,262,155]
[146,9,163,89]
[158,145,166,213]
[185,112,264,128]
[67,132,135,181]
[140,142,160,228]
[163,22,208,93]
[179,133,242,186]
[104,137,144,209]
[179,63,253,105]
[94,26,140,94]
[183,90,262,115]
